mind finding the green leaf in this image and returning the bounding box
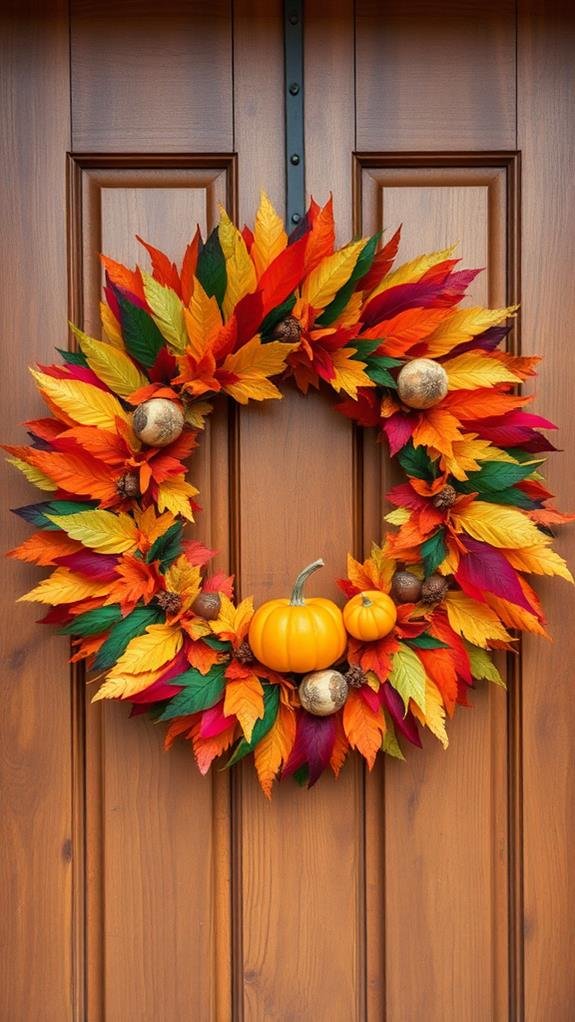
[381,715,405,760]
[146,521,184,570]
[196,228,227,308]
[388,643,426,714]
[57,348,89,367]
[203,635,231,652]
[465,642,506,688]
[421,529,447,575]
[293,765,310,787]
[464,460,542,492]
[225,684,280,767]
[397,442,437,481]
[260,294,296,339]
[117,293,165,369]
[61,604,123,637]
[316,233,380,325]
[456,481,536,509]
[407,633,450,650]
[20,500,99,530]
[159,665,227,720]
[92,606,164,671]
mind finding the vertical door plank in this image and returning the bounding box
[74,166,234,1021]
[0,5,73,1021]
[355,1,516,151]
[71,0,233,152]
[518,5,575,1018]
[357,163,512,1021]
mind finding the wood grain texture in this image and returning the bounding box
[69,158,236,1021]
[0,5,74,1021]
[71,0,233,152]
[356,156,514,1021]
[518,4,575,1018]
[355,1,516,151]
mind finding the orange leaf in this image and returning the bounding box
[8,531,82,566]
[192,719,237,774]
[185,640,222,675]
[330,714,350,777]
[363,307,450,357]
[412,407,465,457]
[342,689,386,769]
[223,674,264,742]
[254,700,296,798]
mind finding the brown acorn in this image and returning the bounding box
[269,315,301,342]
[191,591,221,621]
[432,484,457,511]
[390,571,423,604]
[421,573,449,605]
[116,470,140,499]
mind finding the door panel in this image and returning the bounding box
[1,4,574,1020]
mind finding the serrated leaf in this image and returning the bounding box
[381,716,405,760]
[146,521,184,570]
[452,501,547,550]
[301,238,368,311]
[61,605,123,636]
[445,591,512,648]
[463,460,542,493]
[464,642,506,687]
[196,228,227,308]
[142,272,187,354]
[117,294,165,368]
[388,643,427,714]
[159,665,227,720]
[407,633,450,650]
[77,334,148,397]
[218,209,257,319]
[421,529,447,575]
[397,442,436,481]
[444,351,522,390]
[92,606,164,671]
[6,457,57,491]
[30,369,129,430]
[221,337,297,404]
[47,509,138,554]
[105,622,183,678]
[252,192,288,276]
[316,233,379,325]
[226,684,280,767]
[19,568,110,605]
[13,500,98,530]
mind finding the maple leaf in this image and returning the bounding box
[329,347,375,399]
[155,477,199,522]
[220,338,297,404]
[412,407,466,459]
[224,675,265,742]
[210,595,254,645]
[104,555,162,614]
[254,698,297,798]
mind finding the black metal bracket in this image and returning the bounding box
[284,1,305,227]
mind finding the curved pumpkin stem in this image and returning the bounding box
[290,559,324,606]
[360,594,373,607]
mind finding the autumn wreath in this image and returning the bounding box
[6,195,573,796]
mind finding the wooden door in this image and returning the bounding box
[1,3,574,1019]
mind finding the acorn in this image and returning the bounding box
[299,670,349,717]
[116,470,140,499]
[390,571,423,604]
[191,591,221,621]
[397,358,449,410]
[133,398,185,447]
[432,484,457,511]
[421,573,449,605]
[269,315,301,342]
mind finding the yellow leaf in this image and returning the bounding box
[19,568,110,605]
[445,591,512,648]
[218,209,257,319]
[331,290,363,328]
[441,435,521,481]
[254,700,296,798]
[367,246,456,300]
[252,192,287,277]
[211,595,254,643]
[224,675,264,742]
[108,622,183,677]
[156,477,199,522]
[465,642,505,687]
[164,555,202,601]
[424,306,518,357]
[221,337,297,404]
[6,456,57,491]
[99,302,125,348]
[30,369,130,430]
[451,501,546,550]
[330,347,375,399]
[92,666,164,701]
[384,507,410,526]
[183,399,213,430]
[184,279,222,357]
[141,271,188,353]
[76,334,148,397]
[46,509,139,554]
[411,678,449,748]
[444,351,522,390]
[505,544,574,583]
[133,505,175,546]
[301,239,367,311]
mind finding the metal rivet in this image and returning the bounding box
[290,154,300,166]
[289,12,298,25]
[291,213,301,224]
[289,82,300,96]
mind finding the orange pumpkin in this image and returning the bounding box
[248,559,347,673]
[343,590,397,641]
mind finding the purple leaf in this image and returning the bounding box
[282,712,336,786]
[456,537,536,611]
[382,412,414,455]
[56,551,119,581]
[380,683,422,747]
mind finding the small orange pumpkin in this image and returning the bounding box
[343,590,397,641]
[248,559,347,673]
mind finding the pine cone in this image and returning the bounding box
[116,471,140,499]
[156,591,183,615]
[235,640,254,665]
[269,315,301,342]
[345,665,367,689]
[432,484,457,511]
[420,573,449,605]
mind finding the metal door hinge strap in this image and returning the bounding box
[284,1,305,227]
